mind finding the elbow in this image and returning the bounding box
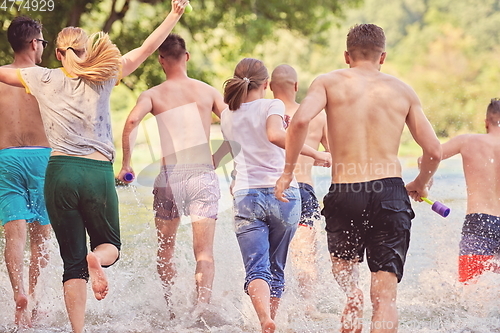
[290,116,309,131]
[424,143,442,163]
[268,133,281,146]
[125,117,140,131]
[267,131,286,148]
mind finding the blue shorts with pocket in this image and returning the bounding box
[0,147,51,226]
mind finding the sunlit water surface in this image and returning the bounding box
[1,157,500,333]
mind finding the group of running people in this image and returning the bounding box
[1,3,500,333]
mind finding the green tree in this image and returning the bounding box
[0,0,360,90]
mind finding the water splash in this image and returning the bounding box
[1,158,500,332]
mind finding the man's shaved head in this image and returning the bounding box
[271,64,297,90]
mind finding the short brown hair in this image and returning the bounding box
[346,24,385,60]
[487,98,500,124]
[8,16,43,53]
[223,58,268,111]
[159,34,186,60]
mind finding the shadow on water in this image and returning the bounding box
[1,157,500,332]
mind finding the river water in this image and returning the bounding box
[1,157,500,333]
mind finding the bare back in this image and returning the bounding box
[459,134,500,216]
[146,77,223,165]
[0,64,48,149]
[322,68,416,183]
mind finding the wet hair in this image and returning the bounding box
[7,16,43,53]
[346,24,385,61]
[487,98,500,124]
[56,27,121,83]
[223,58,269,111]
[158,33,186,60]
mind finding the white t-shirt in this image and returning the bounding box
[19,67,117,161]
[220,98,298,193]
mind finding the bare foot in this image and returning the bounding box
[262,318,275,333]
[341,289,363,333]
[87,252,108,300]
[305,305,333,321]
[191,303,232,327]
[31,302,48,326]
[14,294,31,328]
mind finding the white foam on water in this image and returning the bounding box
[1,158,500,332]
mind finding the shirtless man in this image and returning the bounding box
[270,64,328,317]
[440,99,500,283]
[275,24,441,332]
[118,34,227,318]
[0,17,51,328]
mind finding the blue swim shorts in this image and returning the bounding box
[0,147,51,226]
[458,213,500,282]
[459,213,500,256]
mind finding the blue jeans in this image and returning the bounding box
[233,187,301,298]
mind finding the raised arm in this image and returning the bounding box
[117,92,154,182]
[405,88,442,201]
[275,75,328,201]
[0,68,24,88]
[120,0,188,78]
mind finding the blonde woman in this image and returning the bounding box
[0,1,189,332]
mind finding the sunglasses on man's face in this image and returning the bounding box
[34,38,48,49]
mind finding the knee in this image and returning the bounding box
[370,288,396,311]
[195,256,214,267]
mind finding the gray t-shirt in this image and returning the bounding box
[19,67,117,161]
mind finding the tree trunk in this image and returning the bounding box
[103,0,131,33]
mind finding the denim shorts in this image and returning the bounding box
[233,187,301,298]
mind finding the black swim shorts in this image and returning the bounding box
[321,177,414,282]
[298,182,321,227]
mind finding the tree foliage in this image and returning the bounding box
[0,0,360,89]
[282,0,500,138]
[1,0,498,139]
